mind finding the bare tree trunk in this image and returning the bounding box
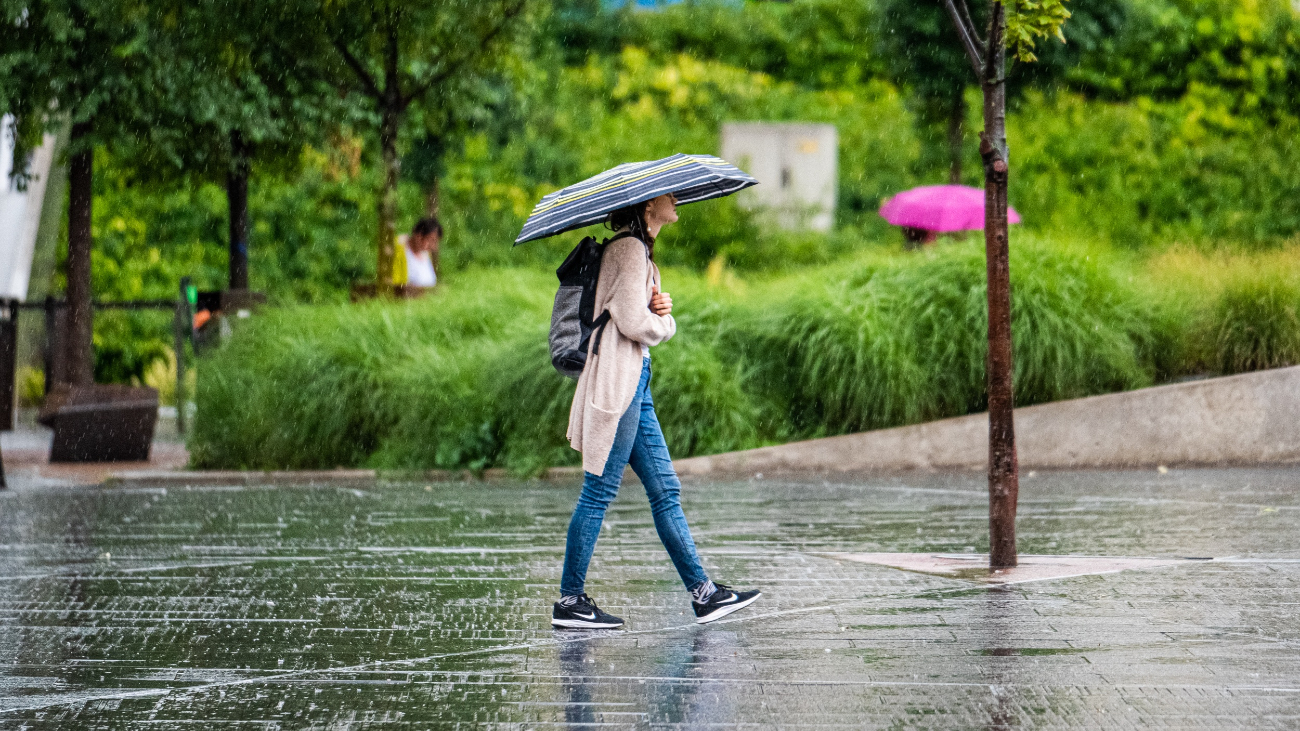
[227,130,251,290]
[980,2,1018,568]
[64,121,94,387]
[948,86,965,185]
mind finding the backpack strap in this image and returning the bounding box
[586,230,643,358]
[589,309,612,356]
[604,230,638,245]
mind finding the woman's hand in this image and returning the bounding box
[650,285,673,316]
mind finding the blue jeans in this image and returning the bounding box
[560,359,709,597]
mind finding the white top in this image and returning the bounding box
[405,245,436,287]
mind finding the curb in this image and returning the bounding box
[101,466,585,488]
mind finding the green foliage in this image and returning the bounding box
[113,0,337,188]
[276,0,541,282]
[193,237,1201,472]
[42,0,1300,390]
[191,269,556,470]
[878,0,973,101]
[1065,0,1300,122]
[1126,247,1300,378]
[0,0,158,149]
[16,366,44,407]
[551,0,882,89]
[1010,90,1300,245]
[66,145,375,381]
[1006,0,1074,62]
[743,237,1153,436]
[1212,272,1300,374]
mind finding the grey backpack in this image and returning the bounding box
[549,232,633,379]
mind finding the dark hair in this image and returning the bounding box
[412,217,443,237]
[607,202,654,260]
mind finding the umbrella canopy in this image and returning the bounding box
[879,184,1022,233]
[515,153,757,245]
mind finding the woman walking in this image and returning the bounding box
[553,192,760,630]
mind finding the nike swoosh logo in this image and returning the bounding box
[713,594,738,605]
[572,611,596,619]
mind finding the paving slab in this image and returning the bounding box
[0,467,1297,728]
[827,552,1196,584]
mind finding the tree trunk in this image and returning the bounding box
[980,2,1018,568]
[227,130,251,290]
[424,177,440,281]
[948,86,965,185]
[64,121,95,387]
[376,107,399,296]
[424,176,439,219]
[374,23,400,296]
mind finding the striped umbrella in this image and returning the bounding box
[515,153,757,245]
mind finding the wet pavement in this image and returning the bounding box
[0,408,189,487]
[0,467,1297,728]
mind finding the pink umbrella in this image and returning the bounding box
[879,184,1021,232]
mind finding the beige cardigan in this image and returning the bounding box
[567,236,676,474]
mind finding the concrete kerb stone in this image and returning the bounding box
[101,466,587,489]
[674,365,1300,476]
[100,366,1300,486]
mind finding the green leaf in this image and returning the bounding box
[1006,0,1072,63]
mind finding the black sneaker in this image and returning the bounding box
[552,594,624,629]
[692,583,761,624]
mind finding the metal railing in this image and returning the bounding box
[3,277,197,434]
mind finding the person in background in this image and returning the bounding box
[901,226,938,249]
[395,217,441,288]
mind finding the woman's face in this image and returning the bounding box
[410,231,440,254]
[644,193,679,229]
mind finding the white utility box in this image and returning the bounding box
[720,122,837,231]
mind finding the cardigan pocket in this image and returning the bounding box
[587,401,623,419]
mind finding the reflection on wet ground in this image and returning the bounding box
[0,467,1298,727]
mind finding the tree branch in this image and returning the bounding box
[942,0,984,77]
[956,0,985,48]
[398,0,527,112]
[984,2,1005,85]
[330,33,383,101]
[385,5,400,106]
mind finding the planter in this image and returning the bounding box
[39,384,159,462]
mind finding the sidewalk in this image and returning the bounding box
[0,466,1296,727]
[0,407,189,485]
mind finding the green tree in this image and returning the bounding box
[118,0,345,291]
[288,0,537,294]
[1064,0,1299,122]
[879,0,978,183]
[938,0,1072,568]
[555,0,881,89]
[879,0,1123,184]
[0,0,160,386]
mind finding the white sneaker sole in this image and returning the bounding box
[552,618,624,629]
[695,592,761,624]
